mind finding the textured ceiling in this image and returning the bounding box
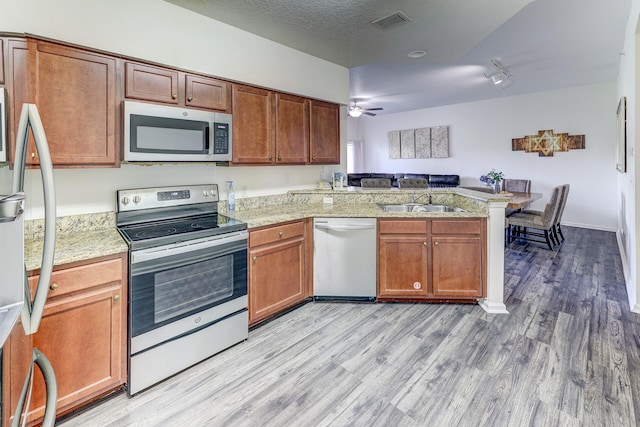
[165,0,632,115]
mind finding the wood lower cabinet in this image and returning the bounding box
[378,220,429,297]
[124,62,231,112]
[378,218,486,300]
[248,220,311,325]
[7,38,119,167]
[2,255,127,427]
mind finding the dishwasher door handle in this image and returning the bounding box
[315,224,376,232]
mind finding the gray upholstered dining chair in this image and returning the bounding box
[398,178,429,189]
[522,184,570,244]
[361,178,392,188]
[503,179,531,193]
[506,185,563,250]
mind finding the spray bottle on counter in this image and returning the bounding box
[226,180,236,212]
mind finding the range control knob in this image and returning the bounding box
[209,189,216,197]
[133,196,141,204]
[203,190,209,197]
[121,196,130,205]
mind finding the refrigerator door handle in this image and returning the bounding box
[13,104,56,335]
[11,348,58,427]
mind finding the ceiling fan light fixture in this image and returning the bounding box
[348,106,363,117]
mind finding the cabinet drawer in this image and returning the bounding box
[431,219,481,235]
[250,221,305,247]
[378,219,427,235]
[29,257,123,299]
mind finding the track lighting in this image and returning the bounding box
[484,59,512,89]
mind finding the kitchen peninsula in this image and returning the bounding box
[223,187,511,315]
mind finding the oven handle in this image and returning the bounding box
[131,230,248,264]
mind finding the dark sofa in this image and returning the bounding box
[347,173,459,188]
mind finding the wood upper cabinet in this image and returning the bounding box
[378,218,486,300]
[6,38,118,167]
[275,93,309,164]
[248,220,309,325]
[124,62,231,112]
[309,99,340,164]
[0,38,5,84]
[125,62,179,104]
[232,84,275,164]
[233,83,339,165]
[2,255,127,427]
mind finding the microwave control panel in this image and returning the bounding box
[213,123,230,155]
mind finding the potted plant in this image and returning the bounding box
[479,169,504,193]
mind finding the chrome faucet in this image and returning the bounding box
[410,191,432,204]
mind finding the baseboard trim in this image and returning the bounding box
[562,221,616,232]
[616,230,637,313]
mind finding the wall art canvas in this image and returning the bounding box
[387,125,449,159]
[512,129,585,157]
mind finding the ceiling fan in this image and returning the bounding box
[347,101,383,117]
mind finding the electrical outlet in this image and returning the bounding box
[284,173,291,185]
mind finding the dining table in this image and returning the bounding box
[506,191,543,209]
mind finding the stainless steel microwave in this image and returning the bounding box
[123,101,232,162]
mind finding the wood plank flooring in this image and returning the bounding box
[59,226,639,426]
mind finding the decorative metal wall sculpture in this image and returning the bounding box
[388,126,449,159]
[512,129,585,157]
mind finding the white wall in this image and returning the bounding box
[0,0,349,218]
[355,82,618,231]
[617,0,640,313]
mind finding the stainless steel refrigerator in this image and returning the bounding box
[0,104,58,427]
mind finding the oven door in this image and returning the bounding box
[129,230,247,353]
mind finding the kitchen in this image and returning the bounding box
[0,0,639,425]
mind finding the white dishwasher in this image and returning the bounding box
[313,217,377,301]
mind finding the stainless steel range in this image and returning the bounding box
[116,184,248,395]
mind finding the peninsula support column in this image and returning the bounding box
[479,200,509,314]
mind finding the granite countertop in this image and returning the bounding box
[225,201,487,229]
[25,212,128,272]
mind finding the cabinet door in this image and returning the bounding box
[431,236,484,298]
[232,84,275,164]
[6,38,35,164]
[185,74,230,112]
[275,93,308,164]
[249,237,305,324]
[309,99,340,164]
[378,234,428,297]
[0,38,5,84]
[124,62,179,104]
[14,41,119,167]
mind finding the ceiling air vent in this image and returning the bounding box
[371,10,412,30]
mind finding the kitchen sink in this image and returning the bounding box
[378,203,466,213]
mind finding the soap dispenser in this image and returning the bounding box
[226,181,236,212]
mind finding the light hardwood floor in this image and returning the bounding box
[60,226,639,426]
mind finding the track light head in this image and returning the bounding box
[485,59,511,88]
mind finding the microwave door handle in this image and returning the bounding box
[205,125,210,153]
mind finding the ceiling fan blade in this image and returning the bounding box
[365,107,383,111]
[364,112,377,116]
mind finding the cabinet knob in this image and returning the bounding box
[113,295,120,301]
[252,256,257,262]
[172,94,177,99]
[49,283,58,290]
[278,231,284,237]
[434,241,439,246]
[278,155,282,160]
[312,156,316,160]
[188,96,193,102]
[31,152,36,159]
[423,241,427,246]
